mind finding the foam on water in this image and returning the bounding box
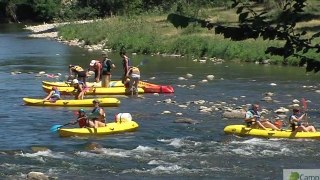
[18,149,67,159]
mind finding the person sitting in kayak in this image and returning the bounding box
[289,108,316,132]
[72,79,86,100]
[88,99,106,128]
[244,104,281,131]
[126,66,140,94]
[43,86,61,102]
[69,65,88,85]
[71,109,94,128]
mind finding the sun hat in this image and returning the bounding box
[72,79,79,84]
[90,60,96,66]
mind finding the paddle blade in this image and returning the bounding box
[50,125,63,132]
[301,98,307,111]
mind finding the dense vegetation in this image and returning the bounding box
[1,0,319,68]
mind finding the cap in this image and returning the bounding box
[72,79,79,84]
[90,60,96,66]
[79,108,85,113]
[92,99,100,104]
[52,86,57,90]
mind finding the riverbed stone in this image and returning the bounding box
[206,75,214,80]
[27,172,49,180]
[222,109,246,119]
[186,73,193,78]
[174,118,199,124]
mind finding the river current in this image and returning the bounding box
[0,24,319,179]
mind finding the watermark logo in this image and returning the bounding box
[283,169,320,180]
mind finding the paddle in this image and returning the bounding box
[50,123,72,132]
[301,98,308,123]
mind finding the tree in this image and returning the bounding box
[167,0,320,72]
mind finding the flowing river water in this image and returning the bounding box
[0,24,320,179]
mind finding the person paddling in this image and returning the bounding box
[244,104,281,131]
[289,108,316,132]
[70,109,94,128]
[43,86,61,102]
[88,99,106,128]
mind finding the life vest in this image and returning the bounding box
[102,58,112,72]
[77,116,88,128]
[51,89,61,98]
[289,114,302,130]
[90,107,104,119]
[245,109,260,126]
[71,65,84,72]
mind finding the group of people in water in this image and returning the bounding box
[43,50,142,129]
[245,103,316,132]
[43,50,141,102]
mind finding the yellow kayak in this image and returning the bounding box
[224,125,320,140]
[23,97,120,107]
[42,85,144,95]
[59,121,139,137]
[42,81,174,93]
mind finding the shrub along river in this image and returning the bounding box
[0,24,319,179]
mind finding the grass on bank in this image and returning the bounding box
[57,5,320,65]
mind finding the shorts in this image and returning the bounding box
[77,71,87,78]
[102,71,111,75]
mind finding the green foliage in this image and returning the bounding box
[32,0,60,21]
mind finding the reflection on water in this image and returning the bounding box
[1,24,320,179]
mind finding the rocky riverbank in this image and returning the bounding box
[24,20,111,53]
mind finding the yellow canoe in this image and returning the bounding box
[42,81,174,93]
[59,120,139,137]
[23,97,120,107]
[43,80,158,88]
[42,85,144,95]
[224,125,320,140]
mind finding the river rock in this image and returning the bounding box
[176,112,183,116]
[174,118,199,124]
[38,71,46,75]
[270,83,277,86]
[292,99,300,103]
[178,77,186,80]
[222,109,246,119]
[200,79,208,83]
[86,142,103,151]
[162,111,171,114]
[206,75,214,80]
[264,92,274,96]
[27,172,49,180]
[31,146,49,152]
[186,73,193,78]
[262,96,272,102]
[274,107,289,113]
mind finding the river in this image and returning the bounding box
[0,24,320,179]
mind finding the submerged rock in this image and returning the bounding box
[27,172,49,180]
[174,118,199,124]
